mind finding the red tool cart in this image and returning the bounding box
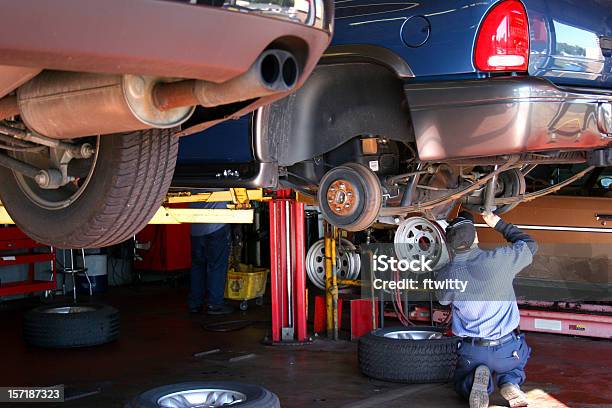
[0,227,56,296]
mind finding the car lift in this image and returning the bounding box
[267,190,308,343]
[518,301,612,339]
[0,188,267,225]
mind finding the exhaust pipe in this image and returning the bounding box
[153,49,300,111]
[0,49,298,139]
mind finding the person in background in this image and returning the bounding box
[189,201,233,315]
[438,210,538,408]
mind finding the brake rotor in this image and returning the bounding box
[394,216,447,272]
[306,238,361,290]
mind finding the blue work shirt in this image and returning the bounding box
[437,221,537,340]
[189,201,229,237]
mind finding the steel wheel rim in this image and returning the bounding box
[382,330,443,340]
[42,306,97,314]
[12,136,99,210]
[394,217,444,271]
[326,179,358,216]
[158,388,247,408]
[306,238,360,289]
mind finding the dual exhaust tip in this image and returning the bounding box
[259,49,299,92]
[153,49,300,111]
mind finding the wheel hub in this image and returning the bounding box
[158,388,247,408]
[326,179,356,216]
[12,136,100,210]
[382,330,443,340]
[394,217,447,272]
[41,306,97,314]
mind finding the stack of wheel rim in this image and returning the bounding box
[305,238,361,290]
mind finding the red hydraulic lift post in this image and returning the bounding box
[292,201,307,341]
[268,191,308,343]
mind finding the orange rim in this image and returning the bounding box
[326,179,357,216]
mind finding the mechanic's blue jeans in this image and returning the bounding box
[189,225,231,308]
[454,333,531,399]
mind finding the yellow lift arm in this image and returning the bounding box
[0,188,270,225]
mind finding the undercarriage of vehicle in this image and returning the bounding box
[281,136,609,231]
[0,46,303,247]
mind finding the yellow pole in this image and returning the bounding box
[331,226,339,340]
[324,222,334,338]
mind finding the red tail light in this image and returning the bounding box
[474,0,530,72]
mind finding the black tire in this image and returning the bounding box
[126,381,280,408]
[317,163,382,231]
[23,303,120,348]
[358,326,458,384]
[0,129,178,248]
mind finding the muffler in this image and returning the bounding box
[16,71,195,139]
[0,95,18,121]
[153,49,300,110]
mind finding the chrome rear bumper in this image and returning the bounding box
[404,77,612,161]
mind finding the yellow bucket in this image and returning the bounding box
[224,263,269,301]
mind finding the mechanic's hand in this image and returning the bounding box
[482,211,501,228]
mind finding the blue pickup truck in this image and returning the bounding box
[176,0,612,231]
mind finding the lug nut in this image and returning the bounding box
[34,171,48,187]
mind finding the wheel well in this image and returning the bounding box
[256,62,415,167]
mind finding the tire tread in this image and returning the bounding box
[358,327,458,383]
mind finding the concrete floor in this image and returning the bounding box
[1,283,611,408]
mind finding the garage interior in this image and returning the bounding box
[1,184,611,408]
[2,0,612,406]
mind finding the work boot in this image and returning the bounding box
[207,304,234,315]
[500,383,529,407]
[469,365,490,408]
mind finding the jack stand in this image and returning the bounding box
[267,193,309,344]
[58,248,92,302]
